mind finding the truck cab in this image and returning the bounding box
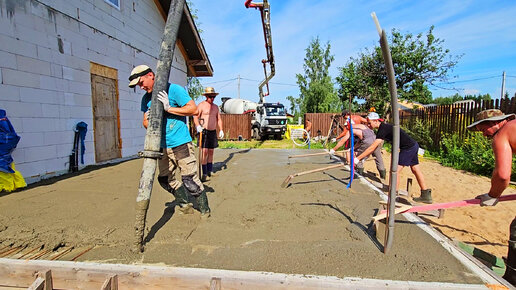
[253,102,287,140]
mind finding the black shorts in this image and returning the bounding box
[199,129,218,149]
[398,143,419,166]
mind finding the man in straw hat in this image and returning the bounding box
[467,109,516,284]
[129,64,210,216]
[193,87,224,182]
[356,112,433,203]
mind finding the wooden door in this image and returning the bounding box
[91,74,121,162]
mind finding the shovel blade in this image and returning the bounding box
[281,175,293,188]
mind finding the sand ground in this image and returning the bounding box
[362,150,516,259]
[0,149,488,283]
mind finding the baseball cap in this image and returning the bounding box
[367,112,380,120]
[128,65,153,88]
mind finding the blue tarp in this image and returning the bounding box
[0,109,21,173]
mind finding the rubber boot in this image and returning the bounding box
[379,169,386,179]
[413,189,433,204]
[194,191,211,217]
[503,218,516,286]
[173,186,193,214]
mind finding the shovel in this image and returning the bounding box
[281,163,344,188]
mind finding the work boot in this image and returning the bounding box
[201,174,210,182]
[503,218,516,286]
[413,189,433,204]
[172,187,194,214]
[194,191,211,217]
[379,169,386,179]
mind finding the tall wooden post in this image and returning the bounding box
[134,0,185,253]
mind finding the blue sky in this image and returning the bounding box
[191,0,516,108]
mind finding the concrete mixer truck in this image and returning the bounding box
[220,97,287,140]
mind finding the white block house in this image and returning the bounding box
[0,0,212,183]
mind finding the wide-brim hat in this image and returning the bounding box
[467,109,516,131]
[202,87,219,96]
[128,65,153,88]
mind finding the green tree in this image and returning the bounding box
[186,77,204,101]
[336,26,462,115]
[186,1,204,101]
[295,37,341,114]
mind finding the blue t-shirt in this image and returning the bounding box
[141,83,193,148]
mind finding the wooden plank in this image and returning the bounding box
[27,277,44,290]
[0,258,495,289]
[101,275,118,290]
[38,270,53,290]
[374,194,516,221]
[209,277,221,290]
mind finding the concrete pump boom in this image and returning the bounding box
[245,0,275,104]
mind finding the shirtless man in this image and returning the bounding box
[467,109,516,285]
[193,87,224,182]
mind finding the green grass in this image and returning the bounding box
[214,138,337,150]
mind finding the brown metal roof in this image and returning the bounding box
[154,0,213,77]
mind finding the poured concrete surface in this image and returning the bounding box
[0,149,482,283]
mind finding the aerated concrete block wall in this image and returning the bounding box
[0,0,188,183]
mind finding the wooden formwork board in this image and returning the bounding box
[0,258,490,289]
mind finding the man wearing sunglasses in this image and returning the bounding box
[193,87,224,182]
[129,65,210,217]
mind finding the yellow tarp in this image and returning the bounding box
[285,124,304,140]
[0,163,26,192]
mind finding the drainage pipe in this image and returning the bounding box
[134,0,185,253]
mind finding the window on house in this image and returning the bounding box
[104,0,120,9]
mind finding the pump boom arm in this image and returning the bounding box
[245,0,275,104]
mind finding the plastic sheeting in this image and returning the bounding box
[0,162,26,192]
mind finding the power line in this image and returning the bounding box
[433,75,500,85]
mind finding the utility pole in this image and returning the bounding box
[134,0,185,253]
[238,75,240,99]
[501,71,506,99]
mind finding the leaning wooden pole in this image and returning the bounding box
[372,12,400,254]
[134,0,185,253]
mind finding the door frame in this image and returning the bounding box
[90,62,122,162]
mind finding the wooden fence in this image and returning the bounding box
[219,114,252,140]
[304,113,345,139]
[189,114,252,141]
[400,97,516,148]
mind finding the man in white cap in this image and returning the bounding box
[467,109,516,285]
[193,87,224,182]
[356,112,432,203]
[129,65,210,216]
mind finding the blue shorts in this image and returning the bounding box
[398,143,419,166]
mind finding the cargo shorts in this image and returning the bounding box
[158,142,204,195]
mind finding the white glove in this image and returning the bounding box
[219,130,224,139]
[329,149,335,155]
[476,193,499,207]
[157,91,171,111]
[353,158,360,165]
[196,125,203,133]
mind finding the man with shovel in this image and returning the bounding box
[355,112,432,204]
[194,87,224,182]
[467,109,516,285]
[129,65,210,216]
[330,110,386,179]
